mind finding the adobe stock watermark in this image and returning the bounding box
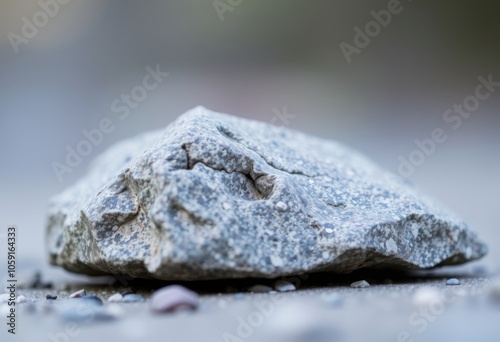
[396,284,486,342]
[7,0,72,54]
[398,74,499,178]
[51,65,169,182]
[339,0,412,64]
[221,274,308,341]
[213,0,244,22]
[270,106,296,127]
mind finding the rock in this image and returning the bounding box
[248,285,274,293]
[108,293,123,302]
[350,280,370,288]
[150,285,199,313]
[69,289,87,298]
[446,278,460,285]
[46,294,57,300]
[122,294,145,303]
[46,106,488,280]
[274,280,296,292]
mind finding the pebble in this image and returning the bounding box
[122,294,145,303]
[16,295,27,304]
[248,285,274,293]
[46,294,58,300]
[446,278,460,286]
[350,280,370,288]
[150,285,199,313]
[79,295,103,306]
[70,289,87,298]
[275,201,288,211]
[274,280,296,292]
[108,293,123,302]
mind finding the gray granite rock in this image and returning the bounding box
[46,106,487,280]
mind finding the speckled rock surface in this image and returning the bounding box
[46,106,487,280]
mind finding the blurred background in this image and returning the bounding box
[0,0,499,274]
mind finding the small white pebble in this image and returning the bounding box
[16,295,27,304]
[222,202,231,210]
[69,289,86,298]
[446,278,460,286]
[108,293,123,302]
[122,294,145,303]
[275,201,288,211]
[350,280,370,288]
[274,280,296,292]
[270,255,284,267]
[112,225,119,232]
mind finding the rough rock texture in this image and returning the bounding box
[46,106,487,280]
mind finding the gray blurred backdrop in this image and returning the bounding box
[0,0,499,274]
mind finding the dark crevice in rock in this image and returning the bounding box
[243,144,314,178]
[180,143,192,170]
[180,143,273,199]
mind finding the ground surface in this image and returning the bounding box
[2,265,500,342]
